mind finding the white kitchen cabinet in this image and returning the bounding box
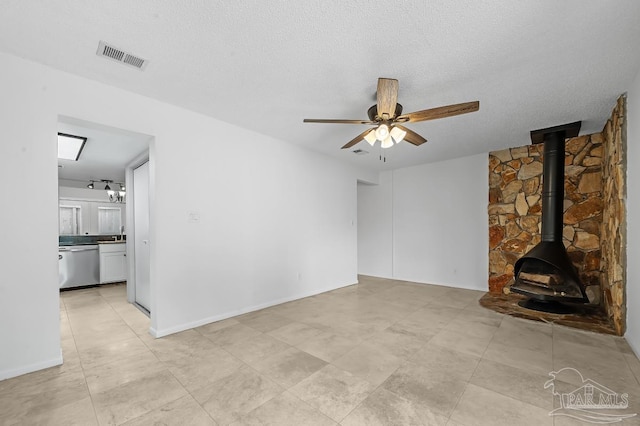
[99,243,127,283]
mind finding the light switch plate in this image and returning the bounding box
[188,211,200,223]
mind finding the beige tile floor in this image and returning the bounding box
[1,276,640,425]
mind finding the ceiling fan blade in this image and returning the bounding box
[397,101,479,123]
[303,118,376,125]
[395,125,427,146]
[377,78,399,119]
[341,128,374,149]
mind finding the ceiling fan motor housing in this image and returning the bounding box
[368,104,403,121]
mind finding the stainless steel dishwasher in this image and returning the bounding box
[59,245,100,289]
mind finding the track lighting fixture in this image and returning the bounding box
[86,179,126,203]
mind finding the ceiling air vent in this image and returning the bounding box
[96,41,148,70]
[352,149,369,155]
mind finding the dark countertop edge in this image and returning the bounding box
[59,236,126,246]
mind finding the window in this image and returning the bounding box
[59,205,82,235]
[98,207,122,234]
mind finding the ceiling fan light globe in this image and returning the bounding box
[364,129,377,146]
[375,124,389,141]
[390,126,407,144]
[381,136,394,149]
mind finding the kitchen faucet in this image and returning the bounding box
[113,225,125,241]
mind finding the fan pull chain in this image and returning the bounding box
[378,144,386,162]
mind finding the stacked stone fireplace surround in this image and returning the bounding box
[487,96,627,335]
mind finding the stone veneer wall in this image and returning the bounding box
[488,136,604,299]
[487,95,627,335]
[601,96,627,334]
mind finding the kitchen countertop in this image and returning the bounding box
[59,235,126,246]
[59,241,124,246]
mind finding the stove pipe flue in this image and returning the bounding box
[540,131,565,242]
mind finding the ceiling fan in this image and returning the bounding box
[303,78,479,150]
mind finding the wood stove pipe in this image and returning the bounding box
[541,131,565,242]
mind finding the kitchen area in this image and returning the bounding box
[58,217,127,290]
[57,117,151,313]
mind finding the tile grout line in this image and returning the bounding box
[61,291,110,426]
[335,282,465,424]
[124,313,217,425]
[180,322,300,425]
[445,307,504,424]
[70,285,188,425]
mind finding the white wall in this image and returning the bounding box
[59,185,115,202]
[0,55,61,379]
[0,52,375,379]
[358,154,488,290]
[626,69,640,356]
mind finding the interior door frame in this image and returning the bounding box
[125,150,152,311]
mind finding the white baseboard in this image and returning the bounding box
[0,351,63,381]
[151,281,356,338]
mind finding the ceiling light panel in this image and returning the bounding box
[57,133,87,161]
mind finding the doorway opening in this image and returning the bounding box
[57,116,154,317]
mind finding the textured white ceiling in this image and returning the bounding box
[58,117,150,183]
[2,0,640,172]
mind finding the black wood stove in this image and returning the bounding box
[511,122,589,313]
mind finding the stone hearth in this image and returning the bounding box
[479,292,616,335]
